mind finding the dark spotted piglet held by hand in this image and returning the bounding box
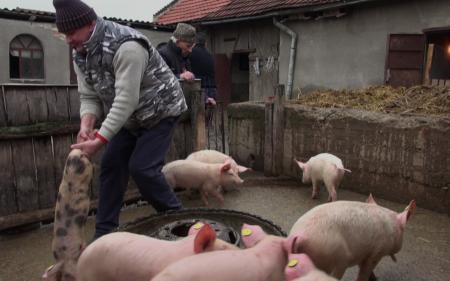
[43,149,93,281]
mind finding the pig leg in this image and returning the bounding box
[324,178,338,202]
[311,179,320,199]
[203,183,224,205]
[357,257,381,281]
[200,189,210,206]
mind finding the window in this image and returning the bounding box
[9,34,44,80]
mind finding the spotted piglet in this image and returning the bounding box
[43,149,93,281]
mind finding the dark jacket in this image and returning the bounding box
[190,44,216,89]
[157,40,191,78]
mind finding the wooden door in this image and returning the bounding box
[385,34,425,87]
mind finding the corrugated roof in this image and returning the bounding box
[0,7,173,31]
[156,0,342,24]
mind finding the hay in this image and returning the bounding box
[292,85,450,117]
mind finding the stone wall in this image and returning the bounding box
[228,102,450,214]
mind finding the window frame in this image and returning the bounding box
[9,34,45,83]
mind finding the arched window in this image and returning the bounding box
[9,34,44,80]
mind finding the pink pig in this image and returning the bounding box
[76,223,237,281]
[152,224,288,281]
[186,149,251,174]
[294,153,351,201]
[286,194,416,281]
[162,159,244,205]
[285,253,338,281]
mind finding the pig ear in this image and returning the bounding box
[294,159,306,170]
[241,223,267,248]
[42,261,63,279]
[366,193,377,205]
[238,165,251,173]
[193,223,216,253]
[220,161,232,172]
[284,235,301,254]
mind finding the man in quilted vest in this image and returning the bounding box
[53,0,187,239]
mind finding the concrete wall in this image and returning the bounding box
[279,0,450,93]
[228,102,450,214]
[209,20,279,101]
[0,17,171,84]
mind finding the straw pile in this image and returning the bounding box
[293,85,450,117]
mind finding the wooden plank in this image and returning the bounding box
[264,96,274,176]
[187,81,207,151]
[431,79,439,86]
[33,137,57,209]
[68,86,81,121]
[445,80,450,87]
[0,141,17,216]
[0,121,79,140]
[183,121,193,158]
[5,87,30,126]
[46,87,70,122]
[26,88,49,123]
[11,139,38,212]
[273,85,285,176]
[0,86,8,126]
[423,44,434,85]
[438,79,446,86]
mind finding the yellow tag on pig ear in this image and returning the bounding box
[288,259,299,267]
[193,222,204,230]
[241,228,252,236]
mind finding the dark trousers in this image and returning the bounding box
[94,117,182,238]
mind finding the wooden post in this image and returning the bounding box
[264,96,274,176]
[424,44,434,85]
[273,85,285,176]
[182,80,206,152]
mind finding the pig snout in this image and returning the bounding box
[285,254,316,281]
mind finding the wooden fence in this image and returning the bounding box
[0,81,205,231]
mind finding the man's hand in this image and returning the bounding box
[71,138,104,157]
[77,113,97,143]
[180,71,195,81]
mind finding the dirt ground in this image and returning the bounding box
[0,173,449,281]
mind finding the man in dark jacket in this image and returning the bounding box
[190,32,217,106]
[158,23,196,81]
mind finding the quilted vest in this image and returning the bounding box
[74,18,187,130]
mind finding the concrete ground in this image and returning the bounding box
[0,172,449,281]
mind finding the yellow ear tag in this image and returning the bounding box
[241,228,253,236]
[288,259,299,267]
[193,222,204,230]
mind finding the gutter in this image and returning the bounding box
[200,0,379,26]
[273,18,297,99]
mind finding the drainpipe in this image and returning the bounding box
[273,18,297,99]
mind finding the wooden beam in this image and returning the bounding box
[423,44,434,85]
[0,189,141,231]
[0,121,79,140]
[264,96,274,176]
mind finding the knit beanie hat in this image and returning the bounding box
[173,23,196,44]
[53,0,97,33]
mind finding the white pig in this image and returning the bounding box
[286,195,416,281]
[162,159,244,205]
[285,253,338,281]
[294,153,351,201]
[152,224,288,281]
[186,149,251,174]
[76,223,238,281]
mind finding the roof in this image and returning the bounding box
[156,0,376,25]
[0,7,174,31]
